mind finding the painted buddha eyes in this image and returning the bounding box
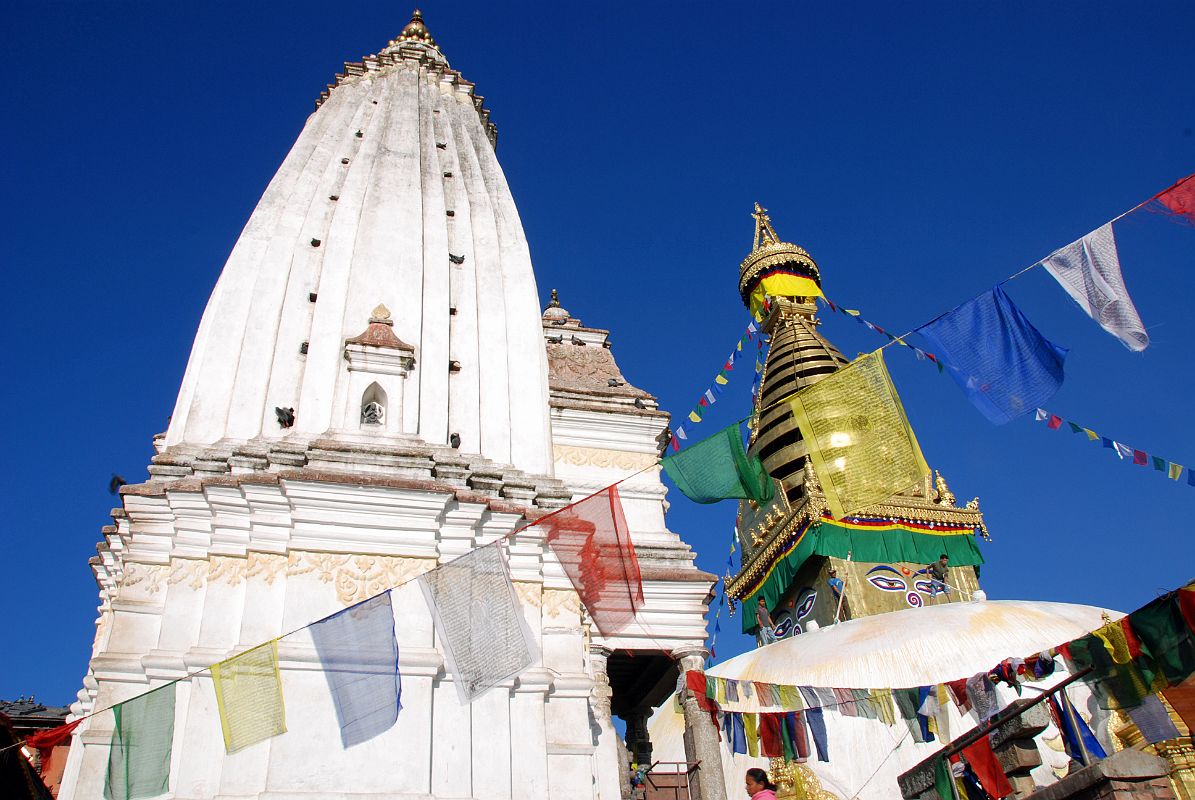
[866,565,937,607]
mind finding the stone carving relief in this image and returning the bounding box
[287,551,347,583]
[208,556,247,587]
[543,588,582,620]
[167,559,209,590]
[514,581,543,609]
[245,552,287,585]
[288,551,432,606]
[553,445,658,471]
[118,563,167,597]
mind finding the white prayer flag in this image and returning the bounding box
[1041,222,1148,351]
[418,543,538,703]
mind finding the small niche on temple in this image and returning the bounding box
[360,382,387,428]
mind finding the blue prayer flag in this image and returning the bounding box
[916,286,1068,425]
[1102,437,1114,449]
[309,591,401,748]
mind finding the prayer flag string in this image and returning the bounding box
[1033,407,1189,487]
[671,315,769,451]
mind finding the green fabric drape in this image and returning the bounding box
[662,423,774,504]
[740,518,985,633]
[1129,594,1195,687]
[104,683,175,800]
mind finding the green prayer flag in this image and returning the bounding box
[1066,633,1153,709]
[1152,456,1166,472]
[662,423,774,504]
[105,683,175,800]
[779,714,796,761]
[1129,595,1195,687]
[1068,421,1084,434]
[933,757,955,800]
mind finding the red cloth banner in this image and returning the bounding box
[962,733,1014,799]
[1154,173,1195,223]
[538,485,643,636]
[23,719,81,775]
[1048,415,1063,430]
[759,713,784,758]
[1133,449,1149,466]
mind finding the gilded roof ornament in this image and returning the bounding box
[395,9,438,48]
[371,303,392,322]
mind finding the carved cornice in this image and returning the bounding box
[552,444,658,471]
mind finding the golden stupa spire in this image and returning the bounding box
[751,202,781,252]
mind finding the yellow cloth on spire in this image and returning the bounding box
[749,274,822,316]
[787,350,930,519]
[211,640,287,754]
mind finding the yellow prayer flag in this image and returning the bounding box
[844,309,861,317]
[743,713,759,758]
[1084,428,1099,441]
[1170,462,1183,481]
[787,350,930,519]
[715,374,729,385]
[688,411,701,423]
[778,684,802,709]
[211,640,286,754]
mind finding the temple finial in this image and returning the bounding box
[549,288,560,308]
[396,9,437,48]
[752,202,781,251]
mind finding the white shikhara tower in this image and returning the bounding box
[61,13,726,800]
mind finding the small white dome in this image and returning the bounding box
[707,599,1118,689]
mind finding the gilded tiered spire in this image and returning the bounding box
[737,202,822,312]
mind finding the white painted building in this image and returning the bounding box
[60,13,723,800]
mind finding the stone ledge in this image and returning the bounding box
[1021,749,1172,800]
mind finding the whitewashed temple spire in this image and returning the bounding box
[164,9,553,474]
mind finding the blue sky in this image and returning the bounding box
[3,1,1193,704]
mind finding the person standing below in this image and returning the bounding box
[744,768,778,799]
[927,553,950,597]
[755,598,775,646]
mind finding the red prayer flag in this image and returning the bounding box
[537,485,643,636]
[1133,449,1148,466]
[759,713,784,758]
[24,718,82,775]
[1177,586,1195,632]
[1154,173,1195,224]
[1048,415,1063,430]
[1162,675,1195,731]
[946,679,971,712]
[962,734,1014,798]
[669,435,679,452]
[1118,617,1147,659]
